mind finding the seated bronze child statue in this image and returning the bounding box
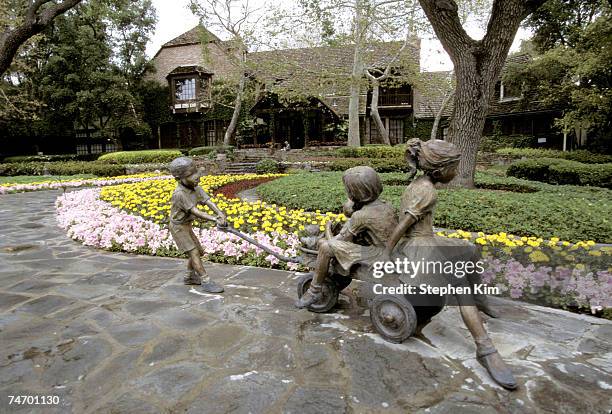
[295,165,399,308]
[296,144,517,390]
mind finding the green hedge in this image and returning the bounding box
[327,157,409,173]
[98,150,182,164]
[189,146,234,156]
[0,162,126,177]
[507,158,612,188]
[497,148,612,164]
[479,135,536,152]
[2,154,101,163]
[257,172,612,243]
[334,144,406,159]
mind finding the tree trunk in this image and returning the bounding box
[223,72,245,146]
[302,111,310,148]
[446,63,490,187]
[347,54,363,147]
[418,0,547,187]
[347,0,364,147]
[430,91,454,141]
[370,80,390,145]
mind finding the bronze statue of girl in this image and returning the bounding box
[384,138,517,390]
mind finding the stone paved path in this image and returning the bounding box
[0,190,611,413]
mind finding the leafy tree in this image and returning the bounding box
[505,4,612,152]
[524,0,605,51]
[266,0,423,147]
[189,0,258,146]
[0,0,157,149]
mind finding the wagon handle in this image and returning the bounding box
[218,225,302,264]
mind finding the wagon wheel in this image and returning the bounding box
[370,294,417,343]
[296,273,339,313]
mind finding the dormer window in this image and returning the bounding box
[167,65,213,113]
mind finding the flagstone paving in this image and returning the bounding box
[0,190,611,413]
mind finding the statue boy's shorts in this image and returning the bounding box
[169,222,204,254]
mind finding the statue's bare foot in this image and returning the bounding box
[295,286,322,308]
[477,347,517,390]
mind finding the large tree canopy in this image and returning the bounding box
[0,0,156,147]
[524,0,605,51]
[505,2,612,152]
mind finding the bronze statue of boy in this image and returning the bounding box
[168,157,227,293]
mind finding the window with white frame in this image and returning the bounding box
[175,78,196,101]
[105,143,119,153]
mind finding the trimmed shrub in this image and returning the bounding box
[480,135,536,152]
[497,148,612,164]
[2,154,100,163]
[257,172,612,243]
[327,157,409,173]
[255,159,282,174]
[507,158,612,188]
[98,150,182,164]
[189,145,234,156]
[0,162,126,177]
[334,144,406,159]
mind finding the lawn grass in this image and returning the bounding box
[257,171,612,243]
[0,174,96,185]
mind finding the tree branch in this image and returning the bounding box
[417,0,475,59]
[1,0,82,75]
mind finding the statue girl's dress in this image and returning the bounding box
[384,138,517,390]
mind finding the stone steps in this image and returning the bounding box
[223,162,257,174]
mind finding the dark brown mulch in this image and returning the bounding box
[214,177,278,199]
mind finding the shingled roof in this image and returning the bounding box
[248,40,420,116]
[413,71,454,118]
[162,26,221,48]
[249,40,419,82]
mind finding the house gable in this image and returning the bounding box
[146,26,241,86]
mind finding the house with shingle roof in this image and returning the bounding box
[146,26,561,149]
[147,27,422,148]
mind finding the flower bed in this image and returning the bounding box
[0,173,169,195]
[99,174,346,234]
[437,229,611,316]
[56,188,302,271]
[55,173,611,317]
[258,172,612,243]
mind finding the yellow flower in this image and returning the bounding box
[529,251,549,262]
